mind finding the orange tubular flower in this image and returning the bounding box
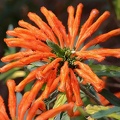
[0,96,9,120]
[7,80,16,120]
[35,102,74,120]
[0,2,120,119]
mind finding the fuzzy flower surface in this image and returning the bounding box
[0,3,120,120]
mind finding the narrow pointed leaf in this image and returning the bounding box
[46,40,64,57]
[99,89,120,106]
[91,106,120,119]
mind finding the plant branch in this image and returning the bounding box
[80,84,102,105]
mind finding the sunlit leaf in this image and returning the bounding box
[0,68,20,81]
[49,93,67,120]
[91,106,120,119]
[86,105,109,115]
[53,93,67,109]
[86,105,120,119]
[10,71,25,79]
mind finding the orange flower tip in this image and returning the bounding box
[91,9,99,16]
[104,11,110,17]
[4,38,7,42]
[15,87,21,92]
[76,101,83,107]
[18,20,24,25]
[74,61,79,66]
[0,68,5,73]
[7,79,16,87]
[77,3,84,8]
[97,57,105,62]
[95,81,105,92]
[36,71,44,80]
[58,86,65,93]
[116,28,120,34]
[67,6,74,12]
[27,12,34,18]
[1,57,11,63]
[6,30,12,35]
[40,6,47,12]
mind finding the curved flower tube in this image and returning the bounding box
[0,3,120,120]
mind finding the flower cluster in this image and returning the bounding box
[0,3,120,120]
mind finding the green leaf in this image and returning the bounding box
[49,93,67,120]
[24,81,34,92]
[61,113,70,120]
[86,105,109,115]
[86,105,120,120]
[114,0,120,20]
[0,68,20,81]
[91,106,120,119]
[27,61,46,71]
[71,115,87,120]
[5,47,16,56]
[53,93,67,109]
[89,64,120,77]
[99,89,120,106]
[46,40,65,57]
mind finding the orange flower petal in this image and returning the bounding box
[35,102,74,120]
[41,7,64,48]
[15,65,46,92]
[49,76,60,93]
[18,80,44,120]
[18,20,48,40]
[0,111,9,120]
[75,51,105,62]
[65,74,73,103]
[75,68,105,92]
[76,11,110,50]
[18,91,30,120]
[49,10,67,47]
[70,69,83,106]
[42,58,62,75]
[4,38,51,52]
[81,28,120,51]
[7,28,36,41]
[41,69,57,99]
[0,52,55,73]
[58,61,69,92]
[26,100,46,120]
[1,50,34,62]
[67,5,75,39]
[28,12,58,44]
[0,96,9,120]
[70,3,83,49]
[79,9,99,39]
[7,80,16,120]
